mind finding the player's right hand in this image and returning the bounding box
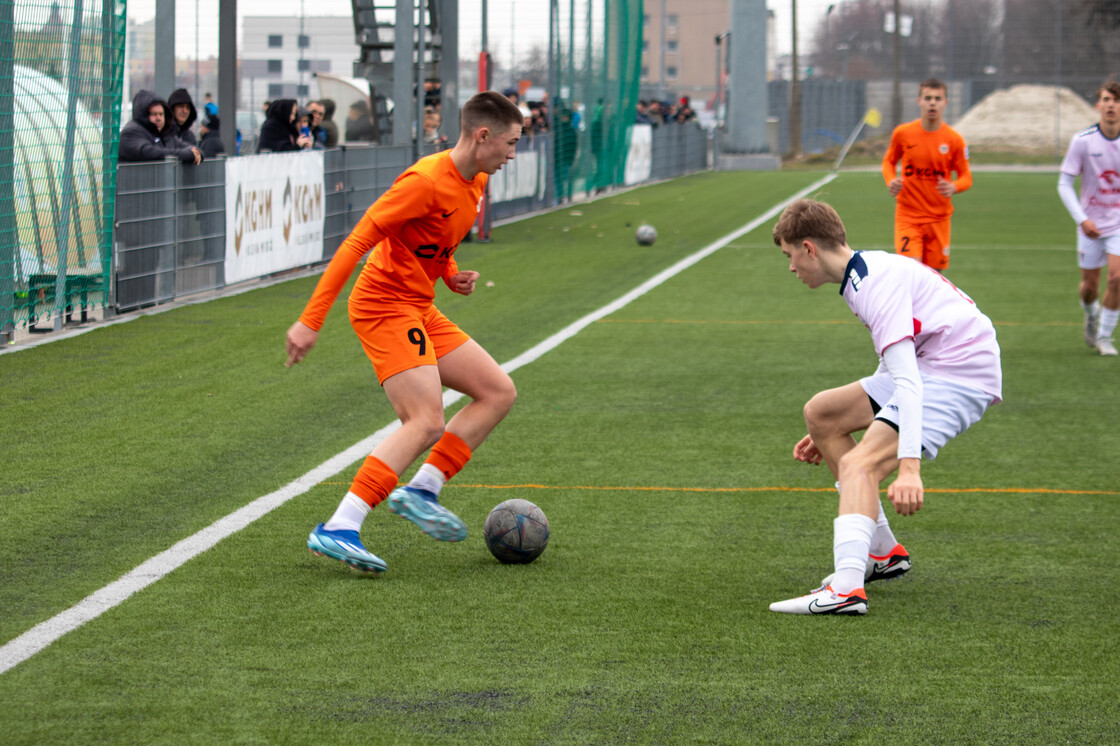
[1081,219,1102,239]
[888,177,903,197]
[793,435,823,465]
[285,321,319,367]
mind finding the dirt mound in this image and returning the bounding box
[954,84,1098,151]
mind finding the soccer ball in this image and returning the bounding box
[483,498,550,564]
[635,224,658,245]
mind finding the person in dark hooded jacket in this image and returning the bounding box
[119,89,202,164]
[198,114,226,158]
[257,99,311,152]
[167,88,199,146]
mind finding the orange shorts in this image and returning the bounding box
[895,217,952,270]
[349,304,470,384]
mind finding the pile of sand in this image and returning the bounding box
[954,84,1098,151]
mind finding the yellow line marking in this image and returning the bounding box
[317,482,1118,496]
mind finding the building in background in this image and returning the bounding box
[240,15,359,113]
[640,0,729,104]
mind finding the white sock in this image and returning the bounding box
[870,501,899,556]
[1099,306,1119,340]
[832,513,876,595]
[323,492,371,533]
[408,463,447,497]
[1081,299,1101,320]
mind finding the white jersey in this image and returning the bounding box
[841,251,1002,403]
[1059,124,1120,236]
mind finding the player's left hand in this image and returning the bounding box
[793,435,823,465]
[887,458,924,515]
[936,178,956,197]
[447,270,480,295]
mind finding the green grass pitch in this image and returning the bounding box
[1,170,1118,744]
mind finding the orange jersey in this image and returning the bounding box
[882,120,972,223]
[299,151,486,330]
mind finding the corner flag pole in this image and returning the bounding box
[832,107,882,172]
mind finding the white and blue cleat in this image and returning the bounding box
[307,523,387,574]
[387,486,468,542]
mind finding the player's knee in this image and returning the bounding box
[803,393,836,434]
[402,413,445,450]
[491,373,517,416]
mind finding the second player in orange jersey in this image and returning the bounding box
[882,78,972,271]
[287,91,525,574]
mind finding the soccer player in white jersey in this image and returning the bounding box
[1058,78,1120,356]
[769,199,1003,615]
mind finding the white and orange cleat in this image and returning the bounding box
[769,585,868,615]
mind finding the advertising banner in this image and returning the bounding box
[624,124,652,186]
[224,152,325,284]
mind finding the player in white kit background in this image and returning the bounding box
[1058,78,1120,356]
[769,199,1003,615]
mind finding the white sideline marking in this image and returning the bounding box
[0,174,836,676]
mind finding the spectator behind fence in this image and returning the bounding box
[119,89,202,164]
[258,99,311,152]
[296,106,316,150]
[167,88,199,146]
[317,99,339,147]
[635,100,654,125]
[199,114,226,158]
[203,91,218,118]
[345,100,378,142]
[676,96,696,124]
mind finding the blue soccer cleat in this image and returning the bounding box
[307,523,387,574]
[387,486,468,542]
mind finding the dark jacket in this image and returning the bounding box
[199,127,226,158]
[257,99,300,153]
[167,88,199,146]
[345,101,378,142]
[118,90,200,164]
[319,98,339,148]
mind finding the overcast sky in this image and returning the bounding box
[117,0,834,61]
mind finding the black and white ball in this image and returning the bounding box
[483,499,550,564]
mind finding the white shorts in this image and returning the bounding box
[859,373,992,460]
[1076,231,1120,270]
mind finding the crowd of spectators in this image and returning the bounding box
[635,96,696,126]
[120,82,695,168]
[118,87,347,163]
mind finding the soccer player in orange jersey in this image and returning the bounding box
[287,91,525,574]
[882,79,972,271]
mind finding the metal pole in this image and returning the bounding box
[219,0,237,156]
[481,0,488,53]
[659,0,666,95]
[892,0,901,128]
[790,0,801,155]
[155,0,175,96]
[53,0,86,330]
[0,0,15,341]
[195,0,199,103]
[1055,0,1062,156]
[416,0,426,161]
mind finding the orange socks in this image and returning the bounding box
[349,455,400,507]
[424,432,473,481]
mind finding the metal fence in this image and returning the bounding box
[111,126,710,312]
